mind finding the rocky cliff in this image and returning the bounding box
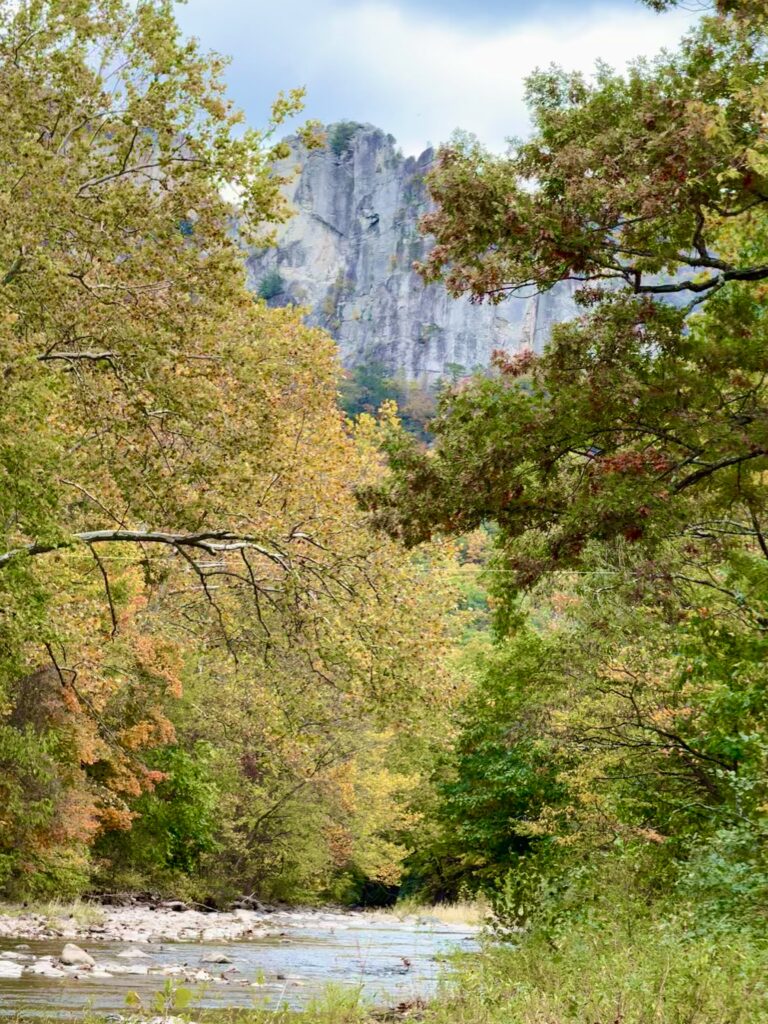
[246,123,580,382]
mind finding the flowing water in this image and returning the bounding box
[0,915,479,1017]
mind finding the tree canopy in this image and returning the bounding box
[0,0,455,898]
[361,0,768,932]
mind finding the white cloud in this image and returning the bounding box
[179,0,699,155]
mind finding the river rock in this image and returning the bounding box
[26,961,66,977]
[61,943,96,966]
[0,961,24,978]
[159,900,188,912]
[200,952,233,964]
[0,950,29,960]
[101,961,148,975]
[117,946,151,958]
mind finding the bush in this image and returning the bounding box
[423,910,768,1024]
[257,268,285,301]
[95,744,220,881]
[676,826,768,935]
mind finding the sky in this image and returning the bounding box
[176,0,700,156]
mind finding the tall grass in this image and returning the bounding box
[382,898,488,926]
[423,915,768,1024]
[3,898,107,928]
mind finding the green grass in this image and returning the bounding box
[422,917,768,1024]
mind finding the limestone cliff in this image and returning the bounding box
[246,123,580,382]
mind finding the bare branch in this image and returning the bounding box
[0,529,289,569]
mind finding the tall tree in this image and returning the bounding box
[0,0,454,895]
[364,1,768,591]
[361,0,768,914]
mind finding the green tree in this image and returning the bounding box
[365,0,768,925]
[365,3,768,590]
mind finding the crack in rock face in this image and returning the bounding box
[247,123,581,383]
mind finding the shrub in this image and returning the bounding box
[328,122,363,157]
[257,268,285,301]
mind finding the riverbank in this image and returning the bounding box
[0,902,485,944]
[4,915,767,1024]
[0,903,345,944]
[3,901,765,1023]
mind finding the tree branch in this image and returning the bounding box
[673,449,768,493]
[0,529,289,569]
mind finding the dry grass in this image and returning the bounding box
[38,898,106,928]
[383,898,488,926]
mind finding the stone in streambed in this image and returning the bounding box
[100,961,149,975]
[0,961,24,978]
[26,962,66,977]
[61,943,96,967]
[187,969,213,982]
[117,946,152,958]
[200,952,233,964]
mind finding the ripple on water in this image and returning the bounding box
[0,920,480,1017]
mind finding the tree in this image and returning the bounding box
[364,2,768,591]
[362,0,768,922]
[419,5,768,308]
[0,0,455,895]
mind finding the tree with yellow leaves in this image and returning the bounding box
[0,0,456,897]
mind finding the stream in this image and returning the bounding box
[0,909,480,1017]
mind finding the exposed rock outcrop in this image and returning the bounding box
[247,123,580,382]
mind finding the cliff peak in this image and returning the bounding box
[247,124,578,381]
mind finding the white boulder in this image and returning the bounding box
[61,943,96,967]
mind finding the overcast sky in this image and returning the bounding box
[176,0,699,156]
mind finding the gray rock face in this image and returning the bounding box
[247,123,580,382]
